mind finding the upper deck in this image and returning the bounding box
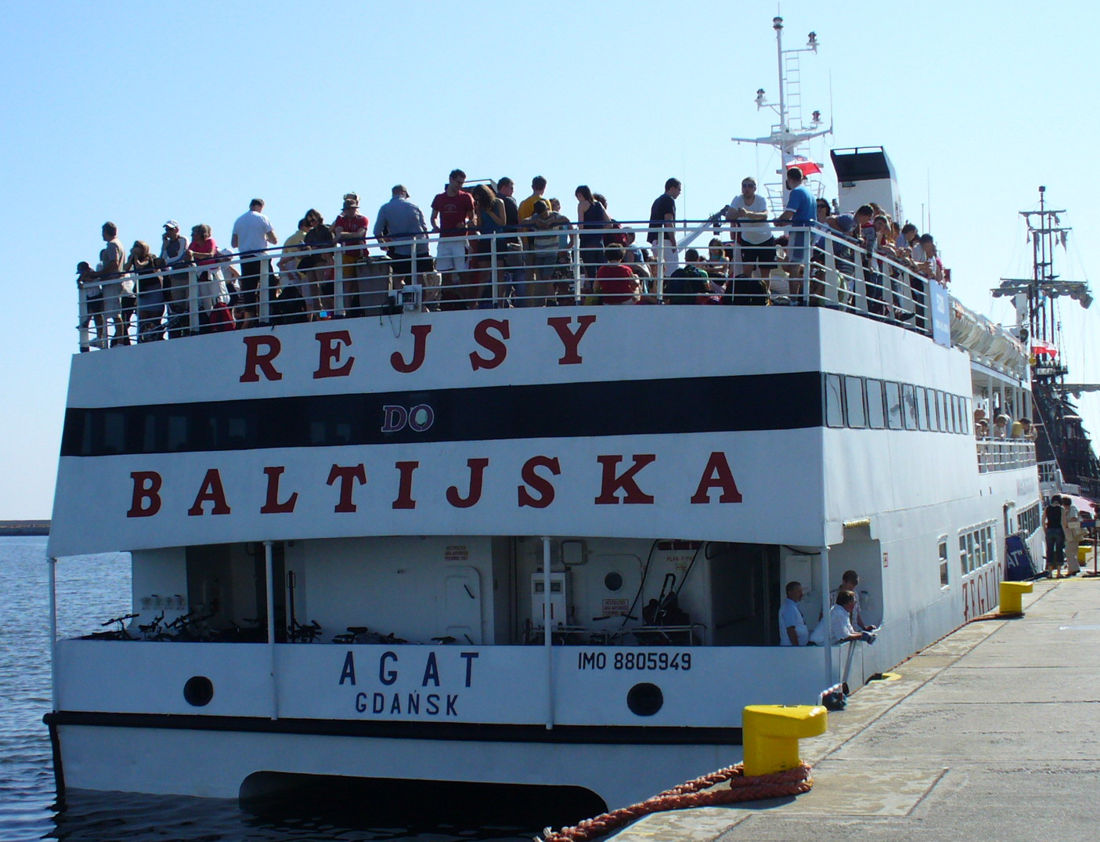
[51,224,1031,557]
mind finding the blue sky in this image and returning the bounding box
[2,0,1098,518]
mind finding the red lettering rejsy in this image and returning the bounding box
[239,316,598,384]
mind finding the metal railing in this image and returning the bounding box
[976,440,1037,473]
[74,222,946,351]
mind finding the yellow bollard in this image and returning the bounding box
[999,580,1033,616]
[742,704,827,777]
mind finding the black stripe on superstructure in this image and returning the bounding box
[61,372,823,457]
[44,710,742,746]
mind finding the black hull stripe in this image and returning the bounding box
[45,711,742,746]
[61,373,824,457]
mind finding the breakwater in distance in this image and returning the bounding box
[0,520,50,536]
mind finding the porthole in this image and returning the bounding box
[183,675,214,707]
[626,682,664,716]
[604,572,624,592]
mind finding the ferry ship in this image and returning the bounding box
[44,18,1053,815]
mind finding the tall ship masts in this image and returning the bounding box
[994,186,1100,496]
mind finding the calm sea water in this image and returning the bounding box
[0,537,533,842]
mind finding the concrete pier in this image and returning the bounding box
[611,577,1100,841]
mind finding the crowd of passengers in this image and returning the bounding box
[974,408,1038,441]
[76,166,948,347]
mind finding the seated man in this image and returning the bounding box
[811,590,874,645]
[778,581,808,646]
[829,591,870,644]
[666,248,710,304]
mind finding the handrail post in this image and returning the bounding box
[572,233,582,305]
[187,267,200,335]
[656,228,665,302]
[334,247,345,317]
[490,234,499,308]
[259,257,270,325]
[801,225,811,305]
[78,287,90,352]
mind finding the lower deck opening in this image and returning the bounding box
[239,772,607,831]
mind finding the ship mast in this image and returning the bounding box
[731,16,832,213]
[993,187,1099,495]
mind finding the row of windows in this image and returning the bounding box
[959,522,996,576]
[1016,503,1041,536]
[824,375,970,434]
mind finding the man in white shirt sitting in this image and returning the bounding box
[829,590,864,644]
[778,581,808,646]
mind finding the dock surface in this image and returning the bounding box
[611,576,1100,841]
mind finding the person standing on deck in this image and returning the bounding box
[333,193,370,316]
[1044,494,1066,577]
[374,185,432,289]
[773,166,816,300]
[231,199,277,328]
[779,581,808,646]
[431,169,476,310]
[496,177,525,304]
[726,176,774,304]
[648,178,681,276]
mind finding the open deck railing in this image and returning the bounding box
[976,439,1037,473]
[75,222,946,351]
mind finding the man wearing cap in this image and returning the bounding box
[333,193,370,316]
[231,199,277,327]
[374,185,431,289]
[431,169,476,310]
[160,221,191,337]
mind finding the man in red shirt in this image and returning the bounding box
[333,192,369,315]
[430,169,476,310]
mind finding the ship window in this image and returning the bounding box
[309,421,327,445]
[143,414,158,451]
[949,396,959,434]
[938,536,949,587]
[936,391,947,432]
[866,379,885,429]
[902,384,918,430]
[916,386,929,430]
[168,415,188,451]
[825,374,844,427]
[844,376,866,428]
[226,417,248,446]
[958,534,968,575]
[960,398,970,434]
[885,382,903,430]
[102,411,126,454]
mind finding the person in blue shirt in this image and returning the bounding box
[774,166,816,300]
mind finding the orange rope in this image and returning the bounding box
[539,761,813,842]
